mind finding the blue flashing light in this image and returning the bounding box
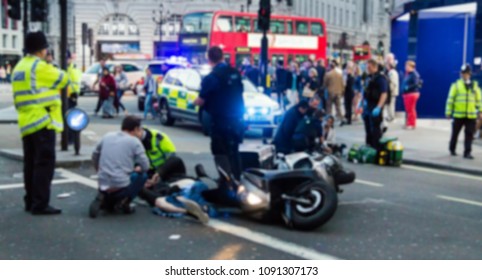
[66,108,89,132]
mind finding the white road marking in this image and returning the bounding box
[207,220,337,260]
[437,195,482,208]
[0,179,76,190]
[56,168,97,189]
[339,198,388,206]
[355,179,384,188]
[56,168,339,260]
[403,164,482,182]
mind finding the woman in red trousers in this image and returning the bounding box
[402,60,422,129]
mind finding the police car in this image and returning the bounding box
[157,67,282,137]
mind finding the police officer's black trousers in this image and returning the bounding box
[450,118,476,156]
[363,113,383,150]
[344,94,354,124]
[22,128,56,211]
[210,121,242,181]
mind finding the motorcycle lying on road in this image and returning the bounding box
[197,146,356,231]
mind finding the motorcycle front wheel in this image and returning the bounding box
[287,181,338,231]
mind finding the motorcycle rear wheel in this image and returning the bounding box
[288,181,338,231]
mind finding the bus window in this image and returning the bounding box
[253,54,260,66]
[286,20,293,34]
[216,16,233,32]
[224,54,232,66]
[181,12,213,34]
[254,20,262,33]
[236,54,251,69]
[311,22,324,36]
[296,21,309,35]
[235,17,250,32]
[270,20,285,34]
[296,55,309,63]
[271,54,284,66]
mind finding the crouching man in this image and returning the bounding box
[89,116,150,218]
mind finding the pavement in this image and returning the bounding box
[336,118,482,176]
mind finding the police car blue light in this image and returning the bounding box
[66,108,89,132]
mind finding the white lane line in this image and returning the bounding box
[56,168,97,189]
[355,179,384,188]
[207,220,337,260]
[0,179,76,190]
[437,195,482,208]
[403,165,482,182]
[57,168,339,260]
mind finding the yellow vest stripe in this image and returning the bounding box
[15,95,60,109]
[20,115,50,134]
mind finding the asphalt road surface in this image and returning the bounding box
[1,93,482,260]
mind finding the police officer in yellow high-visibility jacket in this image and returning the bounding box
[67,55,82,109]
[12,32,69,215]
[446,64,482,160]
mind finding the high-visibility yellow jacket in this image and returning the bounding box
[12,55,69,137]
[446,79,482,119]
[67,63,82,97]
[144,127,176,170]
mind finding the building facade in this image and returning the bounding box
[65,0,393,68]
[0,1,23,67]
[291,0,393,59]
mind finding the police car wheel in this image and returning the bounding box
[159,100,175,126]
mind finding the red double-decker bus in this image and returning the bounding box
[178,11,327,68]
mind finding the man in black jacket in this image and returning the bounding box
[273,100,310,154]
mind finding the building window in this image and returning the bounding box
[327,5,331,23]
[321,3,325,18]
[333,7,337,25]
[346,11,349,27]
[2,35,7,48]
[97,14,139,36]
[12,35,16,48]
[353,12,356,28]
[339,8,343,26]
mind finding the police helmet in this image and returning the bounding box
[461,64,472,74]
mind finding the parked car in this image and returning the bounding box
[156,68,282,137]
[80,62,143,95]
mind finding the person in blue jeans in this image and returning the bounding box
[144,67,157,120]
[89,116,150,218]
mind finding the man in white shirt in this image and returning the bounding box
[385,54,399,122]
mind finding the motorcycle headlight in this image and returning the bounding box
[247,107,256,115]
[246,192,263,205]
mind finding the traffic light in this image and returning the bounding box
[7,0,21,20]
[31,0,48,22]
[87,28,93,48]
[258,0,271,32]
[81,23,88,45]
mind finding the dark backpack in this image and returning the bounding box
[211,65,245,118]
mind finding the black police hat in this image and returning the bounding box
[25,31,49,54]
[461,64,472,74]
